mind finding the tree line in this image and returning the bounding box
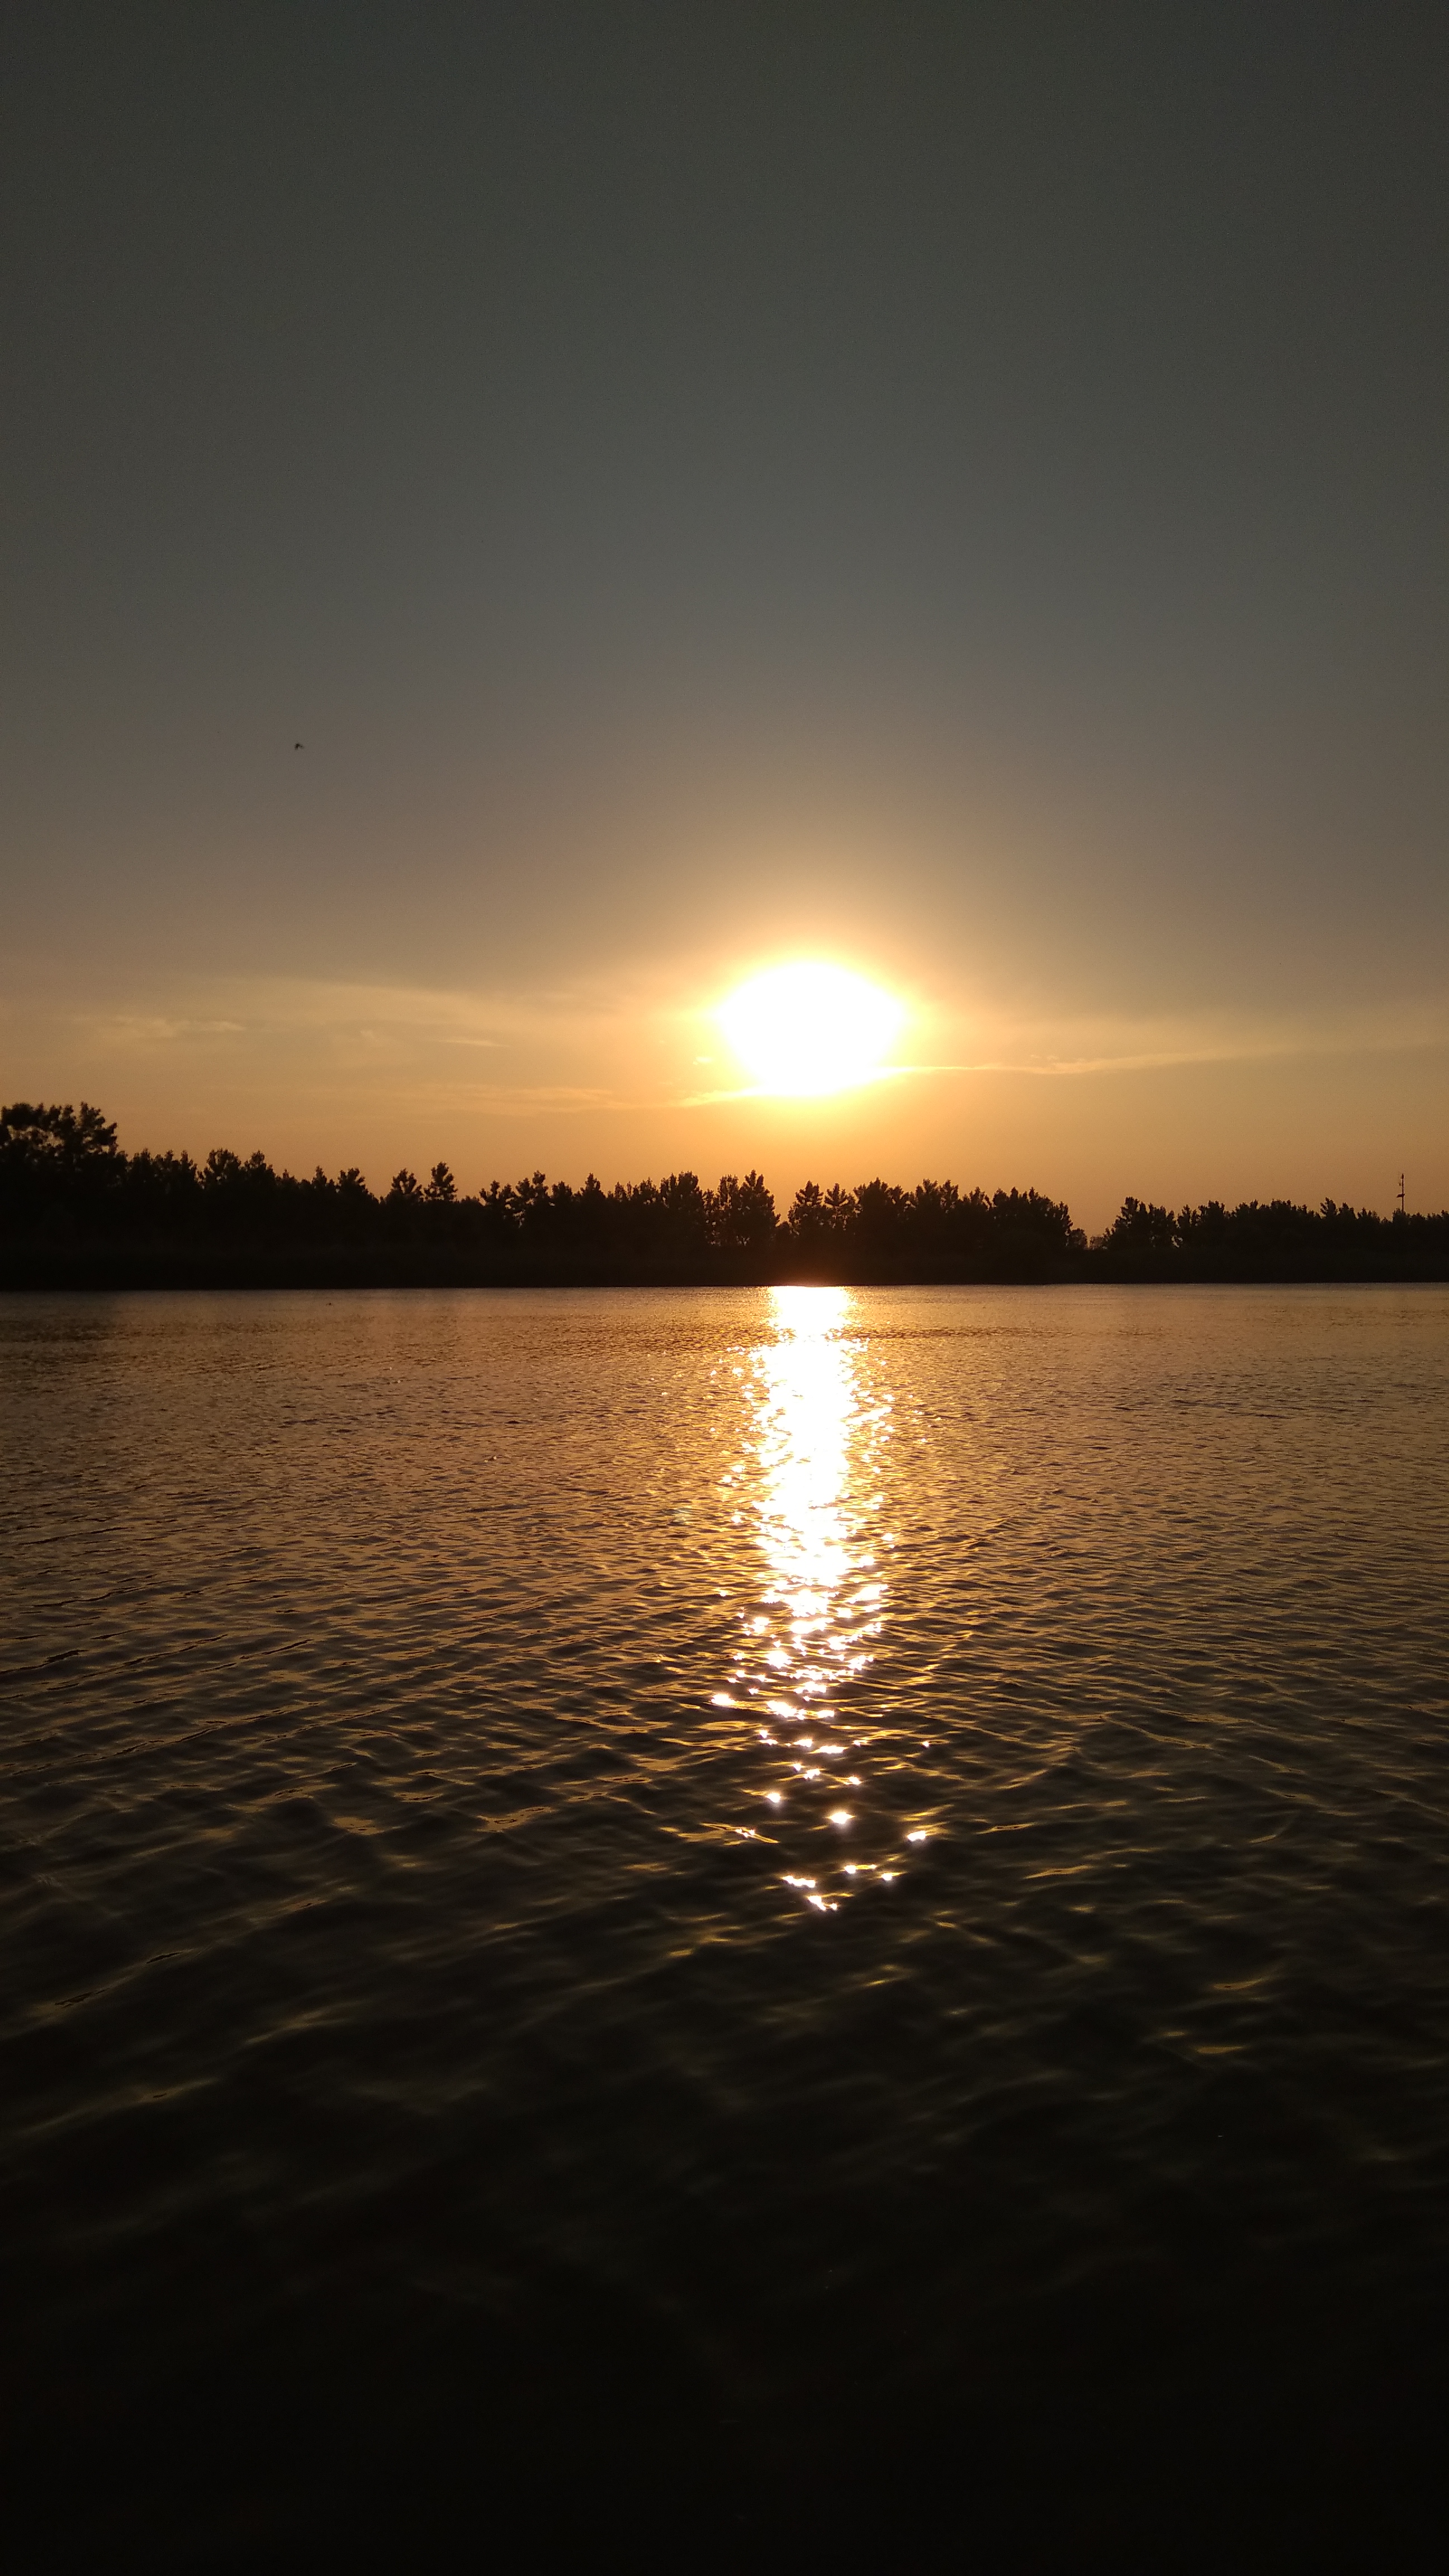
[2,1101,1446,1286]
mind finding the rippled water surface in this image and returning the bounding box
[5,1284,1449,2558]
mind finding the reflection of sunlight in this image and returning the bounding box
[715,1285,896,1912]
[756,1287,858,1699]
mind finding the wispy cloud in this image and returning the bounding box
[894,995,1449,1083]
[677,1067,913,1108]
[12,970,1449,1141]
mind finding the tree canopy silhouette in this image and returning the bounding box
[2,1101,1446,1287]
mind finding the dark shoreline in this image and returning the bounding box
[6,1248,1449,1291]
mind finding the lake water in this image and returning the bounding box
[4,1284,1449,2561]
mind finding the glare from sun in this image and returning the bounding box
[718,962,906,1097]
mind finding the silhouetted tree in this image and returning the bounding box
[709,1171,777,1250]
[1,1101,121,1226]
[988,1187,1082,1270]
[7,1098,1449,1286]
[1093,1196,1177,1262]
[1,1100,118,1169]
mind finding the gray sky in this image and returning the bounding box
[4,1,1446,1221]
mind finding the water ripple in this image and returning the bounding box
[4,1282,1449,2550]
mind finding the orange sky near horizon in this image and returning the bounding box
[7,949,1445,1234]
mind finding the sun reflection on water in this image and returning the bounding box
[756,1286,866,1698]
[716,1285,901,1911]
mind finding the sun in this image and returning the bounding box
[718,960,906,1097]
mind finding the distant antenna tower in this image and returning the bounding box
[1398,1171,1406,1216]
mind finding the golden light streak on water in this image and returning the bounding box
[716,1285,896,1905]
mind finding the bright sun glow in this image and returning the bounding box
[718,961,905,1097]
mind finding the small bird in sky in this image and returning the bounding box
[293,740,304,750]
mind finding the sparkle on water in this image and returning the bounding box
[6,1280,1449,2545]
[717,1284,916,1903]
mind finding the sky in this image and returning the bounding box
[3,1,1447,1229]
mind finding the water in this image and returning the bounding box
[4,1284,1449,2559]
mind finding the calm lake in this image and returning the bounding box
[5,1284,1449,2560]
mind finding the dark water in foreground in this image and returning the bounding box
[4,1284,1449,2561]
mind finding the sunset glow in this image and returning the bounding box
[718,963,906,1098]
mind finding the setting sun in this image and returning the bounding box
[718,962,906,1097]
